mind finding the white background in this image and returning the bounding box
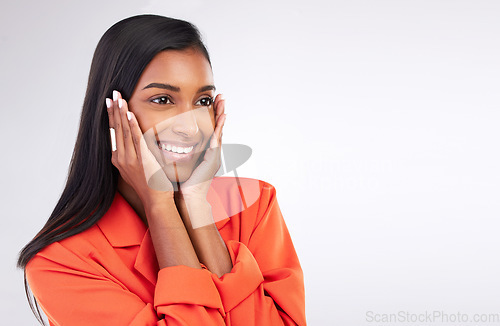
[1,0,499,325]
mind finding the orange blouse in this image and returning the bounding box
[26,176,306,325]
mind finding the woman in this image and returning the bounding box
[17,14,306,326]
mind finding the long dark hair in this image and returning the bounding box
[17,14,211,325]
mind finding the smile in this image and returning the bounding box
[156,141,197,162]
[158,143,194,154]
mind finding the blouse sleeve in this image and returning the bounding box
[26,243,226,325]
[210,181,307,325]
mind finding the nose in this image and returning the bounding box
[171,109,199,137]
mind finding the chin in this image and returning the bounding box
[163,165,193,184]
[158,148,206,186]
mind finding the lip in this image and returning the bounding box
[157,141,198,163]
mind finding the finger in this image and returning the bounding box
[214,95,224,122]
[112,90,125,162]
[143,127,165,168]
[213,93,222,111]
[211,94,221,122]
[106,97,120,172]
[106,98,116,151]
[126,111,142,163]
[126,110,171,192]
[219,114,226,143]
[218,114,226,142]
[210,113,226,149]
[211,97,226,148]
[139,130,172,191]
[118,96,138,161]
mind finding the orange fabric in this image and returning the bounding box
[26,176,306,325]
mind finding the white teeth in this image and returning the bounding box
[158,143,194,154]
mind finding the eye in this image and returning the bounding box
[196,96,213,107]
[151,96,173,105]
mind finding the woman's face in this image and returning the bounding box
[127,48,216,184]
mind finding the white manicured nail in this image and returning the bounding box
[127,112,132,121]
[105,98,112,109]
[110,128,116,151]
[113,90,118,101]
[118,98,123,109]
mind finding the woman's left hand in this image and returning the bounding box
[174,94,232,276]
[178,94,226,201]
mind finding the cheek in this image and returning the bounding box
[127,103,148,133]
[194,107,216,132]
[137,112,172,135]
[134,116,146,134]
[200,118,216,138]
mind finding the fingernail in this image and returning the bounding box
[109,128,117,151]
[118,98,123,109]
[113,90,118,101]
[105,98,112,109]
[127,112,132,121]
[220,93,225,100]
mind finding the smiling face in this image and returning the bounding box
[127,48,216,184]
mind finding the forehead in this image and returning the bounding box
[136,49,213,88]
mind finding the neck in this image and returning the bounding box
[117,176,148,227]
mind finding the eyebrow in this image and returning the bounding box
[142,83,216,93]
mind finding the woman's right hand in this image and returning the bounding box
[107,90,174,206]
